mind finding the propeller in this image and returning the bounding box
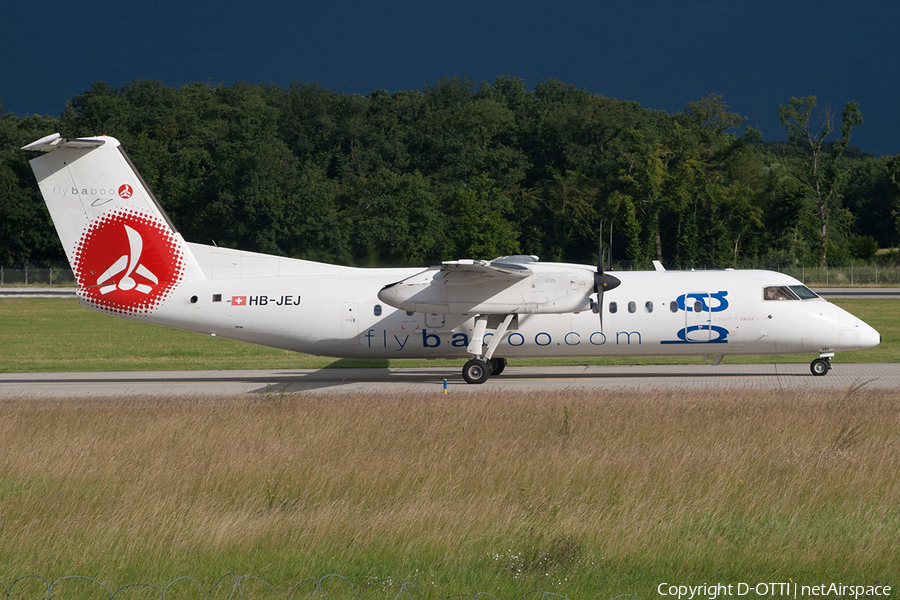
[592,221,621,331]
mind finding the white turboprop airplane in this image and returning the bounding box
[23,133,880,383]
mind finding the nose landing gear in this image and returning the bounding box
[810,356,832,376]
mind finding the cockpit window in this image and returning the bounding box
[764,285,820,300]
[764,286,799,301]
[789,285,819,300]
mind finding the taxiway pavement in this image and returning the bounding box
[1,363,897,399]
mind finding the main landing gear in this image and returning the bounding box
[810,356,832,376]
[462,357,507,384]
[489,357,506,376]
[463,358,491,384]
[462,313,514,384]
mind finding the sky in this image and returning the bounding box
[2,0,899,156]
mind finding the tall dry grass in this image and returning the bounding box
[1,388,898,597]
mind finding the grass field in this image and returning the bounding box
[0,298,897,372]
[1,298,898,598]
[0,389,898,598]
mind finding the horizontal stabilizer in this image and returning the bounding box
[21,133,105,152]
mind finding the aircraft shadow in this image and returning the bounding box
[0,365,839,398]
[252,365,816,394]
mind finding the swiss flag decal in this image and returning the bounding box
[232,296,247,306]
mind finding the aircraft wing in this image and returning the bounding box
[378,254,594,314]
[378,256,533,313]
[435,258,534,284]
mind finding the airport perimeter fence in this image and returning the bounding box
[0,265,76,286]
[611,261,900,286]
[3,263,900,287]
[0,573,632,599]
[781,264,900,286]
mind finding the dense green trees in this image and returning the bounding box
[0,106,65,264]
[778,96,864,264]
[1,79,897,268]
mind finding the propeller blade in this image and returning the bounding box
[593,220,620,332]
[597,285,604,330]
[593,222,603,328]
[598,221,605,274]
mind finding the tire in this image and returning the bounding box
[488,357,507,376]
[810,358,830,376]
[462,359,491,384]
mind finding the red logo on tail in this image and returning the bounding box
[118,184,133,199]
[73,209,185,315]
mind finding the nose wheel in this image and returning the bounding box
[810,357,831,376]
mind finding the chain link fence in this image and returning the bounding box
[780,264,900,286]
[609,261,900,286]
[2,263,900,288]
[0,266,76,286]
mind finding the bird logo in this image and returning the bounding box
[96,224,158,295]
[73,209,185,315]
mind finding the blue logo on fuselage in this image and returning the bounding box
[676,291,729,312]
[663,291,730,344]
[661,325,729,344]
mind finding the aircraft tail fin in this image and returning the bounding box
[23,133,204,315]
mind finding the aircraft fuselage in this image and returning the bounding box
[140,263,878,361]
[22,133,880,383]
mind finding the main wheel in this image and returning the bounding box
[462,358,492,384]
[488,357,507,376]
[810,358,831,376]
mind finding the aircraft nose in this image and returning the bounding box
[835,304,880,350]
[857,320,881,349]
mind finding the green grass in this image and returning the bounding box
[0,389,897,598]
[0,298,896,372]
[2,299,898,597]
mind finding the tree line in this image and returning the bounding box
[2,77,899,268]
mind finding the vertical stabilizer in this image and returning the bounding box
[23,133,204,315]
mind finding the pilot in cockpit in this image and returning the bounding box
[764,286,790,300]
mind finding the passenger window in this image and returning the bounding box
[374,304,382,316]
[670,301,678,313]
[646,301,653,313]
[609,302,618,314]
[628,301,636,313]
[693,300,702,313]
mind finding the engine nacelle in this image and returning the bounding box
[378,262,597,315]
